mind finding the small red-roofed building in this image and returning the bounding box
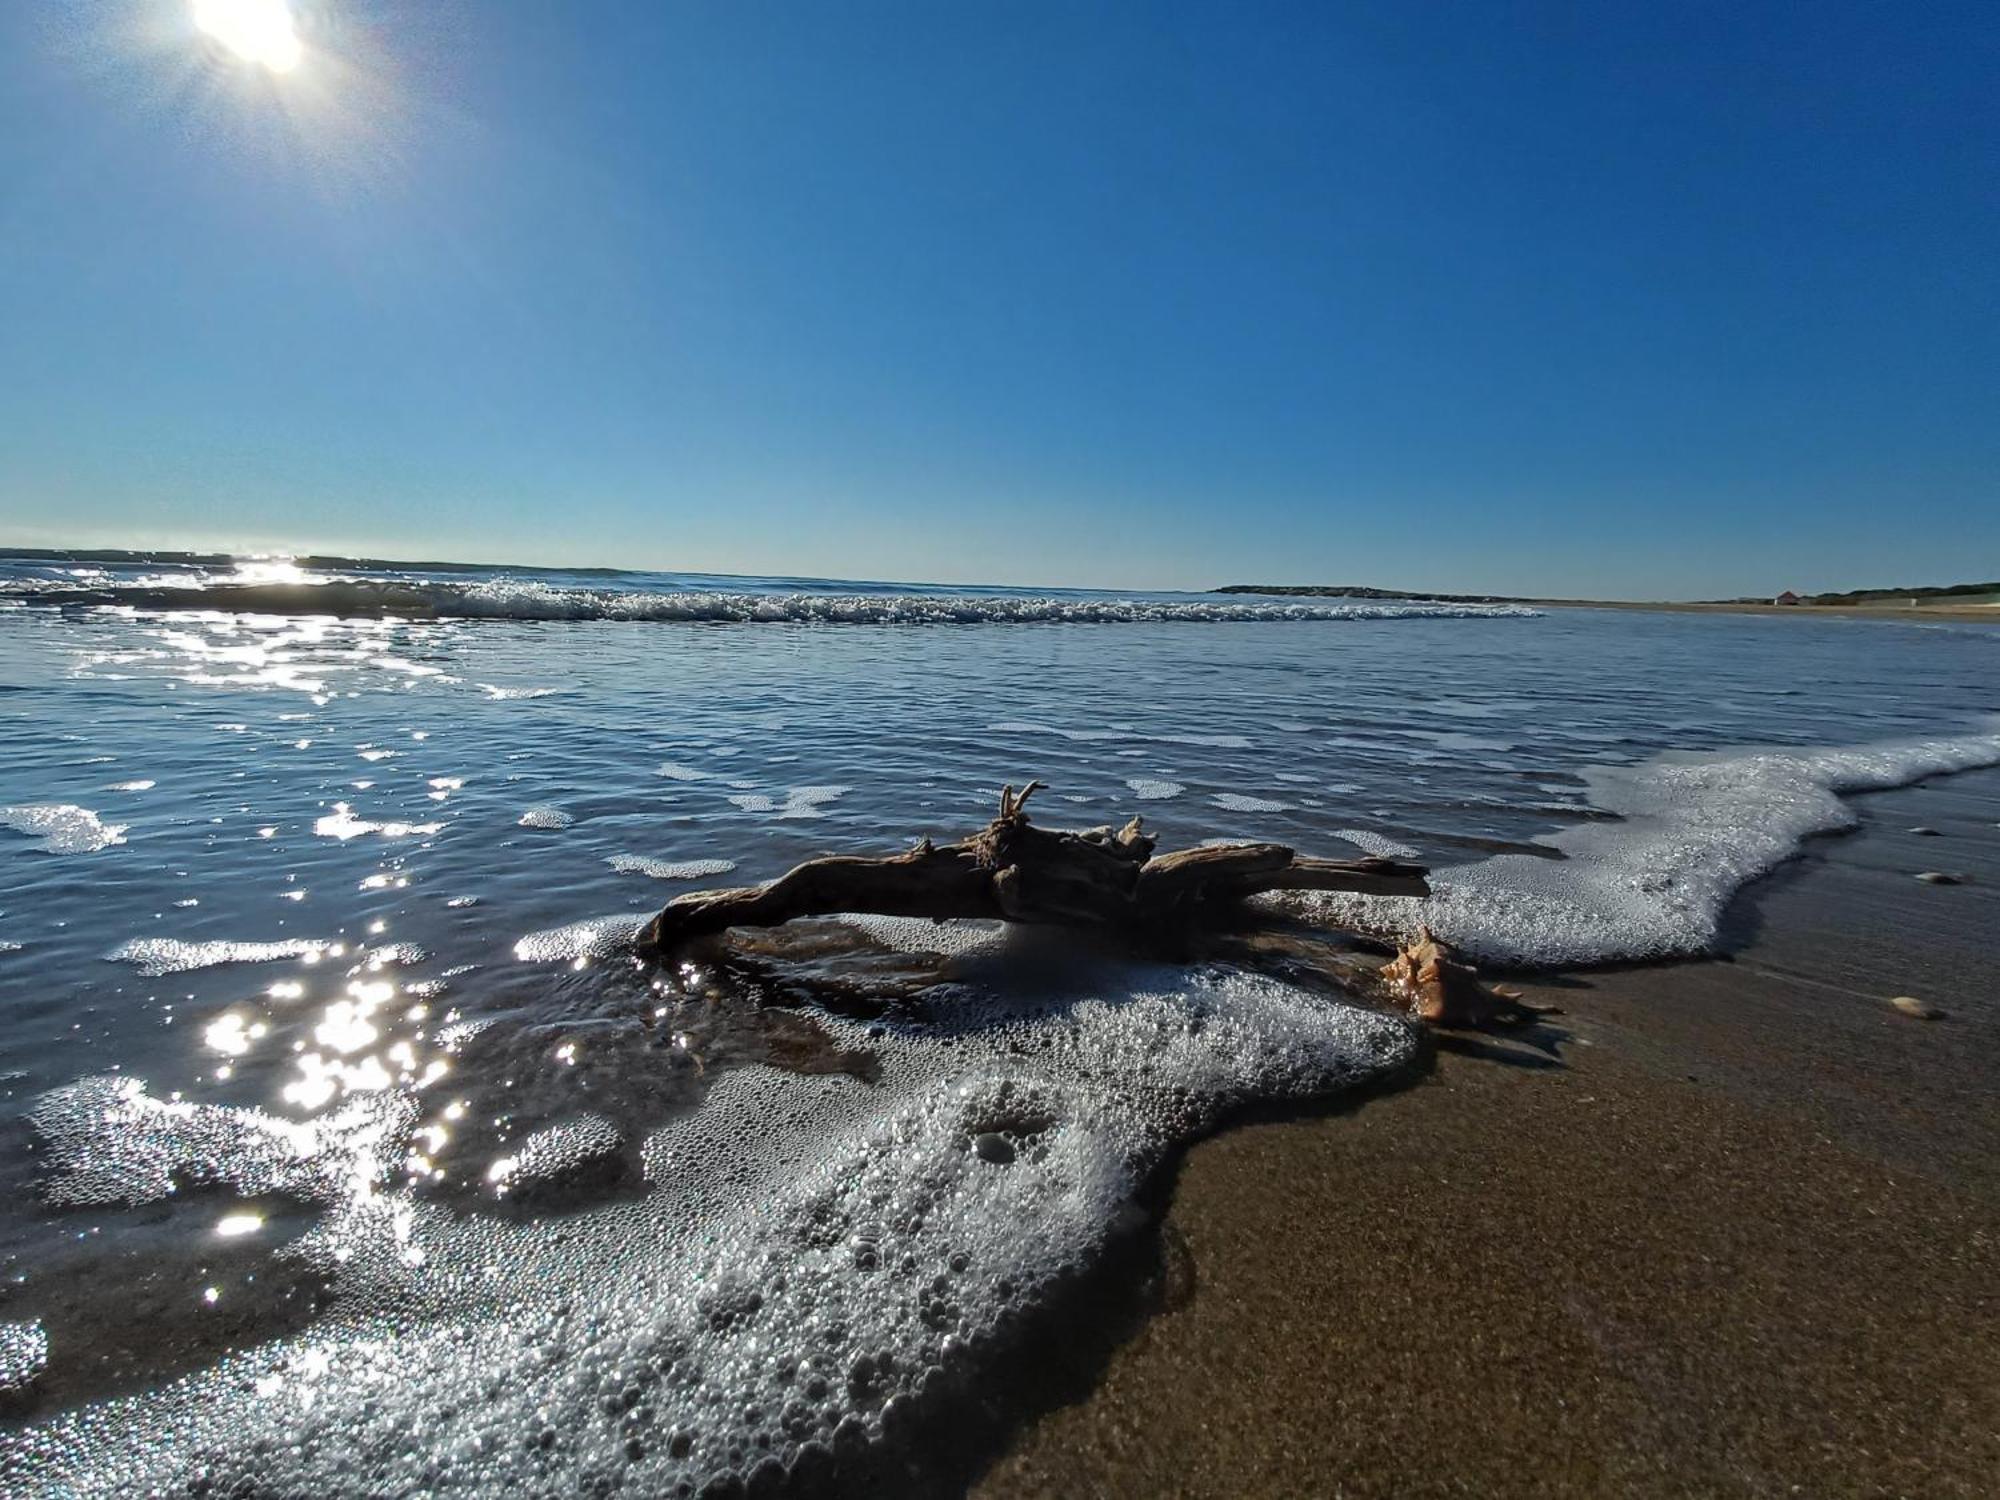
[1772,590,1802,605]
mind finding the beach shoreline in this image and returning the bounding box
[974,769,2000,1498]
[1540,598,2000,624]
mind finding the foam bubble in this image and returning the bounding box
[512,914,648,963]
[108,937,334,976]
[0,804,128,854]
[607,854,739,880]
[518,806,575,830]
[479,683,561,700]
[1289,725,2000,966]
[0,1321,47,1397]
[728,785,848,818]
[6,953,1413,1496]
[30,1074,411,1208]
[1331,828,1421,859]
[1212,792,1290,813]
[1124,778,1184,801]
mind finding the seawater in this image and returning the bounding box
[1,551,1996,1495]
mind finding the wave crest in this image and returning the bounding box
[15,577,1543,625]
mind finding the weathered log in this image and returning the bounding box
[635,781,1429,958]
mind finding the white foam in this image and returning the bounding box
[107,937,334,977]
[655,762,712,781]
[29,1074,410,1208]
[512,913,648,963]
[0,1320,47,1395]
[1124,778,1184,801]
[727,785,848,818]
[1289,725,2000,966]
[0,804,128,854]
[8,954,1412,1497]
[606,854,739,881]
[517,805,574,830]
[1331,828,1421,859]
[1212,792,1290,813]
[479,683,561,700]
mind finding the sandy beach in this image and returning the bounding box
[976,769,2000,1498]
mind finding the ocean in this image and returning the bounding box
[2,550,1996,1495]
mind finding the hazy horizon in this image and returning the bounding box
[9,534,1999,603]
[3,2,1994,598]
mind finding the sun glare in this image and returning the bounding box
[192,0,303,74]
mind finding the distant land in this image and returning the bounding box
[1215,584,1543,604]
[1710,581,2000,607]
[1215,582,2000,617]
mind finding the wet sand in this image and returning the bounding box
[976,770,2000,1498]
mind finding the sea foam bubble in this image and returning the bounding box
[607,854,739,880]
[7,946,1412,1497]
[107,937,335,976]
[0,804,128,854]
[1287,724,2000,967]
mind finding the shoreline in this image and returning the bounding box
[975,769,2000,1497]
[1538,598,2000,623]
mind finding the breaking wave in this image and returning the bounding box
[14,577,1542,625]
[1288,721,2000,967]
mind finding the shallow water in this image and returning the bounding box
[1,552,1996,1494]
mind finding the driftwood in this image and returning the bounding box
[638,781,1429,957]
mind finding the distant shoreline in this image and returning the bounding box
[1541,597,2000,623]
[7,550,1997,621]
[1215,583,2000,624]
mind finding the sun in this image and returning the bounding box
[191,0,304,74]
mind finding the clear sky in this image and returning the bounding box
[0,2,1993,597]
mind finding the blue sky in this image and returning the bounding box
[0,1,1992,596]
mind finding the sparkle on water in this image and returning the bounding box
[1,549,1997,1493]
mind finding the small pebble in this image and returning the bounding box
[1889,996,1945,1021]
[1914,871,1964,885]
